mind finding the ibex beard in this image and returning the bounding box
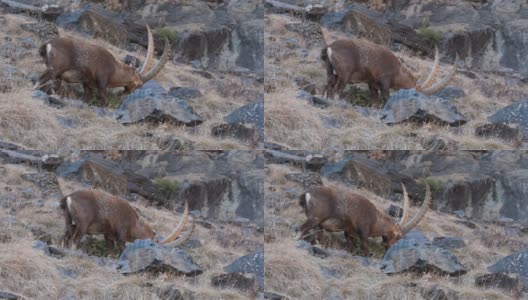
[321,38,458,107]
[33,25,170,106]
[60,189,193,253]
[297,183,431,255]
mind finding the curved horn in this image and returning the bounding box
[159,200,189,245]
[418,46,440,90]
[401,183,431,234]
[140,37,170,83]
[420,54,458,95]
[139,24,155,75]
[398,183,410,226]
[163,219,194,247]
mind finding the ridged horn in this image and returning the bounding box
[140,37,170,83]
[139,24,155,75]
[398,183,411,226]
[421,54,458,95]
[418,46,440,90]
[159,200,189,245]
[401,183,431,234]
[163,220,194,247]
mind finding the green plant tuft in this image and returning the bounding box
[154,177,180,200]
[422,177,443,192]
[417,26,443,47]
[154,27,178,46]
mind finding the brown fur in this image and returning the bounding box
[298,186,403,255]
[36,38,144,106]
[60,189,155,252]
[322,38,418,107]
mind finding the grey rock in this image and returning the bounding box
[432,237,466,250]
[434,86,466,101]
[382,89,467,127]
[0,291,20,300]
[182,238,202,249]
[211,273,258,292]
[224,246,264,289]
[56,4,127,46]
[488,249,528,286]
[32,90,49,101]
[488,99,528,136]
[475,123,521,142]
[20,22,58,42]
[116,85,203,126]
[296,90,330,108]
[475,273,521,292]
[284,172,323,188]
[168,87,202,100]
[381,239,466,276]
[117,239,203,276]
[387,204,403,218]
[21,172,64,200]
[224,95,264,140]
[211,123,257,143]
[264,292,286,300]
[32,240,65,258]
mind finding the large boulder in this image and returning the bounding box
[117,239,203,276]
[382,89,467,127]
[487,249,528,290]
[381,239,466,276]
[116,83,203,126]
[224,95,264,141]
[56,4,128,46]
[224,246,264,289]
[488,99,528,138]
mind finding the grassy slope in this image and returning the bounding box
[0,14,260,150]
[264,14,525,150]
[264,164,523,299]
[0,164,261,299]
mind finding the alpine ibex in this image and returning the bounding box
[60,189,192,252]
[33,25,169,106]
[296,183,431,255]
[321,38,457,107]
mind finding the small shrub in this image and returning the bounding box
[417,26,443,47]
[154,177,179,200]
[422,177,443,192]
[154,27,178,46]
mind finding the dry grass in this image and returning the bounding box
[0,163,261,299]
[0,14,261,150]
[265,14,526,150]
[264,163,521,299]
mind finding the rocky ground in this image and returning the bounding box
[264,149,528,299]
[0,0,263,150]
[264,0,528,150]
[0,150,264,299]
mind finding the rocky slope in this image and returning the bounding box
[265,149,528,299]
[0,150,264,299]
[0,0,264,150]
[264,0,528,150]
